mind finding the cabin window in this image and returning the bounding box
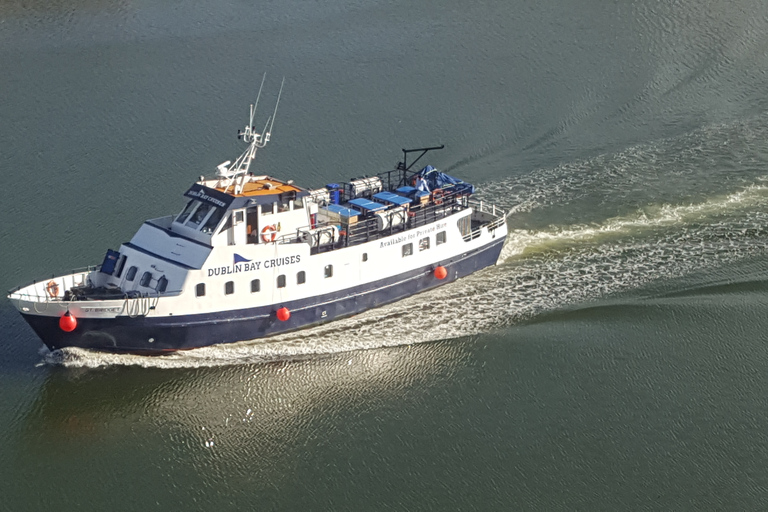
[402,243,413,257]
[196,283,206,297]
[156,276,168,293]
[113,255,127,278]
[362,253,368,262]
[436,231,447,245]
[225,281,234,295]
[201,207,225,234]
[251,279,260,293]
[187,203,213,227]
[294,197,304,209]
[277,275,286,288]
[297,271,306,285]
[125,266,138,282]
[262,203,274,215]
[176,200,198,224]
[140,272,152,287]
[324,265,333,278]
[419,237,430,251]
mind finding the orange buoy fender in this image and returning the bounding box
[434,266,448,280]
[276,307,291,322]
[59,311,77,332]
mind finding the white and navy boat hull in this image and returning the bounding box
[17,236,504,354]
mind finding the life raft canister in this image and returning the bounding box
[261,225,277,243]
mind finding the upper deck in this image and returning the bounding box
[206,174,304,198]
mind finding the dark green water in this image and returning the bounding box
[3,0,768,509]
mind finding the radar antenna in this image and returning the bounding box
[217,75,285,194]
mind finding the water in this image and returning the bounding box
[3,0,768,509]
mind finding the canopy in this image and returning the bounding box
[415,165,475,195]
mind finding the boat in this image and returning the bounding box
[7,86,508,354]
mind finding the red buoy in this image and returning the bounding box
[59,311,77,332]
[276,307,291,322]
[434,266,448,280]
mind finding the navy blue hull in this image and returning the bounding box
[22,238,505,354]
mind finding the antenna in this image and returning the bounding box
[218,76,286,194]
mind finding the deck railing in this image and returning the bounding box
[291,187,506,254]
[7,266,98,302]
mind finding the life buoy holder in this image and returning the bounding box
[46,280,59,298]
[261,225,277,243]
[432,189,444,205]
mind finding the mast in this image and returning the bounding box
[217,75,285,194]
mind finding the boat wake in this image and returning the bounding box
[45,119,768,368]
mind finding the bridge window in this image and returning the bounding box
[402,243,413,257]
[297,271,306,285]
[196,283,206,297]
[225,281,234,295]
[436,231,447,245]
[277,275,286,288]
[251,279,260,293]
[324,265,333,278]
[187,203,213,228]
[201,207,225,234]
[156,276,168,293]
[140,272,152,287]
[176,199,198,224]
[125,266,138,282]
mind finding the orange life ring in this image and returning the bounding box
[46,280,60,298]
[261,225,277,243]
[432,189,444,205]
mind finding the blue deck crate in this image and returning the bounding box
[348,198,388,213]
[373,191,412,207]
